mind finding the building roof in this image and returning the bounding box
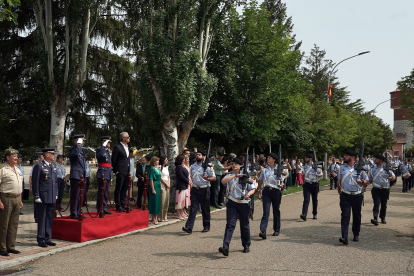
[396,140,407,144]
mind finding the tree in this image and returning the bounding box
[0,0,20,23]
[397,68,414,122]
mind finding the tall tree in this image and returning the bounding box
[397,68,414,122]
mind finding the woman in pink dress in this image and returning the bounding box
[183,156,191,217]
[296,159,304,186]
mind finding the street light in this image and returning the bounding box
[372,97,396,112]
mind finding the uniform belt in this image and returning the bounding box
[3,193,20,198]
[372,183,389,189]
[304,181,318,185]
[98,163,112,168]
[192,184,209,189]
[228,195,250,204]
[264,183,280,190]
[341,190,362,195]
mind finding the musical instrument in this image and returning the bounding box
[330,172,337,179]
[403,172,411,179]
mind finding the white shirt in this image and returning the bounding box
[121,142,129,158]
[161,166,169,185]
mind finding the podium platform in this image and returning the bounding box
[52,209,149,242]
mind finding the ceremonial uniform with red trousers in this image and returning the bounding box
[96,138,112,214]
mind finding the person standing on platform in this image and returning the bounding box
[219,158,255,256]
[338,150,369,245]
[182,151,216,234]
[369,155,395,226]
[0,149,23,256]
[300,153,322,221]
[32,148,58,248]
[83,155,91,206]
[30,152,44,222]
[17,154,24,215]
[135,157,150,209]
[148,156,161,224]
[96,136,112,214]
[129,149,135,200]
[158,156,170,222]
[329,158,340,190]
[68,134,87,219]
[55,155,66,211]
[112,132,130,212]
[257,153,284,239]
[400,159,411,193]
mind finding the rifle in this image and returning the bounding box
[203,139,212,199]
[354,141,367,205]
[248,148,259,176]
[384,152,392,199]
[274,145,288,187]
[312,147,323,184]
[240,147,253,220]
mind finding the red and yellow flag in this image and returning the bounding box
[326,85,335,98]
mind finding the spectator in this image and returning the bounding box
[183,155,192,216]
[148,156,161,224]
[135,157,150,208]
[158,156,170,222]
[56,154,66,210]
[291,157,297,186]
[129,149,135,200]
[296,158,304,186]
[175,155,188,220]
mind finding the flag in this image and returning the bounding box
[326,85,335,99]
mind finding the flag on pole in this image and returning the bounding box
[326,85,335,99]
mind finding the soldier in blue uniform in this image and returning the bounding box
[329,158,339,190]
[96,136,112,214]
[83,155,91,206]
[182,151,216,234]
[32,148,58,247]
[68,134,87,219]
[400,159,411,193]
[55,155,66,210]
[300,153,322,221]
[368,155,395,226]
[257,153,284,239]
[338,150,369,245]
[219,158,255,256]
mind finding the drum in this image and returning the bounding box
[330,172,337,179]
[403,172,411,179]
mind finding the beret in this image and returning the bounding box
[267,153,278,160]
[344,150,357,157]
[374,154,385,161]
[305,153,314,158]
[232,158,243,165]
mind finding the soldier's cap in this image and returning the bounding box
[216,152,224,157]
[232,158,243,165]
[100,136,111,142]
[374,154,385,161]
[344,150,357,157]
[42,148,56,154]
[305,153,314,158]
[5,149,19,156]
[17,154,22,158]
[197,150,206,156]
[73,134,86,139]
[37,151,43,156]
[57,154,64,159]
[267,152,278,160]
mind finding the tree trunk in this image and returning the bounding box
[177,117,197,151]
[49,97,69,154]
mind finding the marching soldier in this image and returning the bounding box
[219,158,255,256]
[68,134,86,219]
[182,151,216,234]
[329,158,339,190]
[257,153,284,239]
[96,136,112,214]
[369,155,395,226]
[32,148,58,247]
[400,159,411,193]
[338,150,369,245]
[300,153,322,221]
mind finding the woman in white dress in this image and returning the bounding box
[158,156,170,222]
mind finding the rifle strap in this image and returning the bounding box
[304,166,312,182]
[371,168,384,184]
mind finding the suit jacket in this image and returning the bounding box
[175,165,189,191]
[96,146,112,180]
[112,143,130,175]
[135,163,150,187]
[32,160,58,204]
[68,144,86,180]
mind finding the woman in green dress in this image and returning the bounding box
[148,156,161,224]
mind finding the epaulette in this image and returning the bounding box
[0,164,5,169]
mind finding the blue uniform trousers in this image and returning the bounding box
[340,192,363,238]
[302,182,319,216]
[330,177,338,189]
[250,193,255,219]
[36,203,55,244]
[96,178,111,212]
[402,177,409,191]
[260,187,281,233]
[371,187,388,220]
[222,199,251,250]
[185,187,210,230]
[56,178,65,208]
[70,179,81,217]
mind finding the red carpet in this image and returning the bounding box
[52,209,149,242]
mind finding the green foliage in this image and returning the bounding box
[0,0,20,23]
[397,68,414,123]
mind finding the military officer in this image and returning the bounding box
[300,153,322,221]
[257,153,284,239]
[83,155,91,206]
[338,150,369,245]
[55,154,66,210]
[399,159,411,193]
[182,151,216,234]
[219,158,255,256]
[369,154,395,226]
[329,158,339,190]
[96,136,112,214]
[32,148,58,247]
[68,134,87,219]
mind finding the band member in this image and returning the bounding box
[219,158,255,256]
[400,159,411,193]
[96,136,112,214]
[300,153,322,221]
[68,134,86,219]
[338,150,369,245]
[329,158,339,190]
[182,151,216,234]
[257,153,284,239]
[32,148,58,247]
[369,155,395,225]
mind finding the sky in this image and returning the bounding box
[280,0,414,129]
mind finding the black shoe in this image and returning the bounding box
[243,246,250,253]
[0,251,10,256]
[214,205,222,209]
[182,227,192,234]
[70,215,78,219]
[353,236,359,242]
[300,214,306,221]
[116,208,122,212]
[259,231,266,239]
[7,249,20,254]
[330,187,333,190]
[202,228,210,233]
[381,219,387,224]
[371,219,379,226]
[313,215,317,220]
[402,190,405,193]
[219,247,229,256]
[103,210,112,215]
[20,211,23,215]
[46,241,56,246]
[38,243,48,248]
[339,237,348,245]
[272,231,279,236]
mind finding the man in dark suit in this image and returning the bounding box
[135,157,150,208]
[32,148,58,247]
[68,134,86,219]
[96,136,112,214]
[112,132,130,211]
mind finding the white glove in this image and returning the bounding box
[77,138,83,145]
[35,198,42,203]
[56,196,58,199]
[103,140,109,147]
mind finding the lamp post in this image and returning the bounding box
[323,51,370,180]
[372,97,396,112]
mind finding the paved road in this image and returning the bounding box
[9,180,414,275]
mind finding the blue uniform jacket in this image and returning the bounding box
[96,146,112,180]
[32,160,58,204]
[69,144,86,180]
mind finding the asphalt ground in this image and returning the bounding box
[2,178,414,275]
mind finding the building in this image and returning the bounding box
[387,140,406,159]
[390,90,413,149]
